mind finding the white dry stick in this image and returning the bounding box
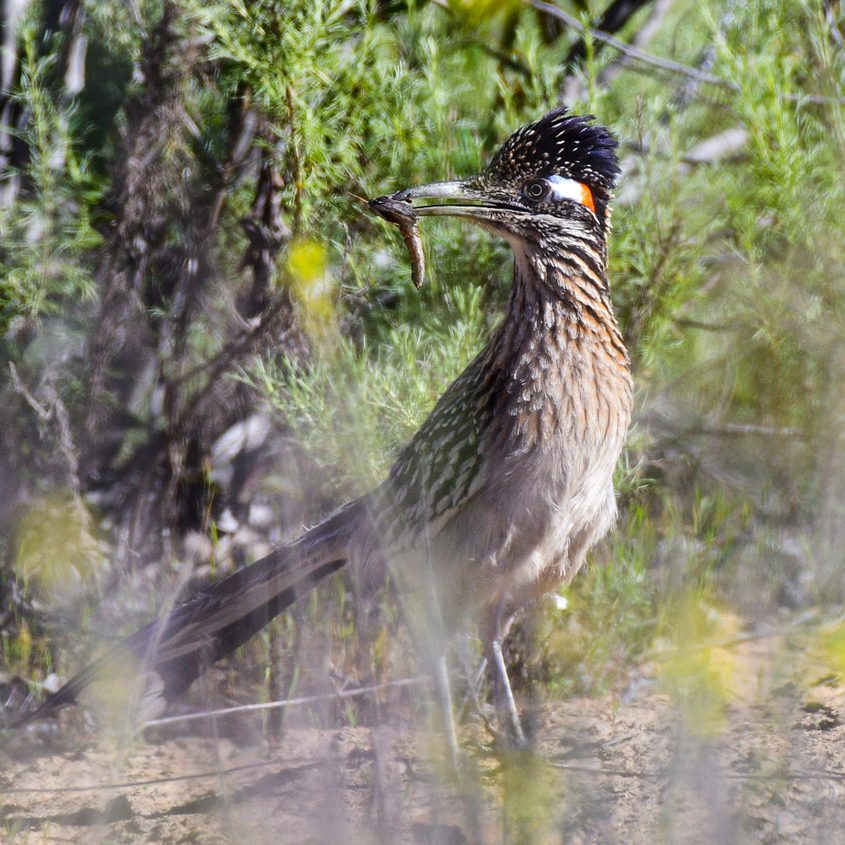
[143,675,430,728]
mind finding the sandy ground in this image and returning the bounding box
[3,630,845,844]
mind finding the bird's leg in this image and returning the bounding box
[483,602,526,748]
[435,652,461,772]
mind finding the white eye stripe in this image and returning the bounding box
[546,175,586,203]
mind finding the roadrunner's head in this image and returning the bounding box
[392,107,620,249]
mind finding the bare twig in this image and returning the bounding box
[526,0,734,88]
[554,762,663,779]
[9,363,82,492]
[0,759,317,795]
[685,422,805,439]
[616,125,748,210]
[553,762,845,782]
[8,363,50,421]
[473,41,533,76]
[682,127,748,164]
[526,0,845,104]
[671,317,744,332]
[40,376,82,494]
[565,0,654,66]
[598,0,676,87]
[643,410,806,440]
[142,675,430,728]
[6,752,845,796]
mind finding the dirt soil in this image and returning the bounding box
[3,630,845,844]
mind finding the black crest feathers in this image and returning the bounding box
[483,107,620,201]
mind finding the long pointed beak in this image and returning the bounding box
[389,180,498,218]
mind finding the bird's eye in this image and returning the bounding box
[524,179,550,201]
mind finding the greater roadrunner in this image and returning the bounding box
[23,108,632,742]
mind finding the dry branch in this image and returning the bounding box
[526,0,845,104]
[526,0,734,88]
[598,0,676,88]
[565,0,654,66]
[143,675,430,728]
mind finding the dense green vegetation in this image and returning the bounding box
[1,0,843,747]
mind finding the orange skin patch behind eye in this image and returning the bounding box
[578,182,596,214]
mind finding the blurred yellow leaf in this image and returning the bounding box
[285,238,337,340]
[448,0,520,25]
[15,492,104,602]
[16,619,32,665]
[812,621,845,675]
[286,237,327,284]
[656,594,741,737]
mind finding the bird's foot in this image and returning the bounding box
[476,704,530,753]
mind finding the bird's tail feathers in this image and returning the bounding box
[16,499,364,726]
